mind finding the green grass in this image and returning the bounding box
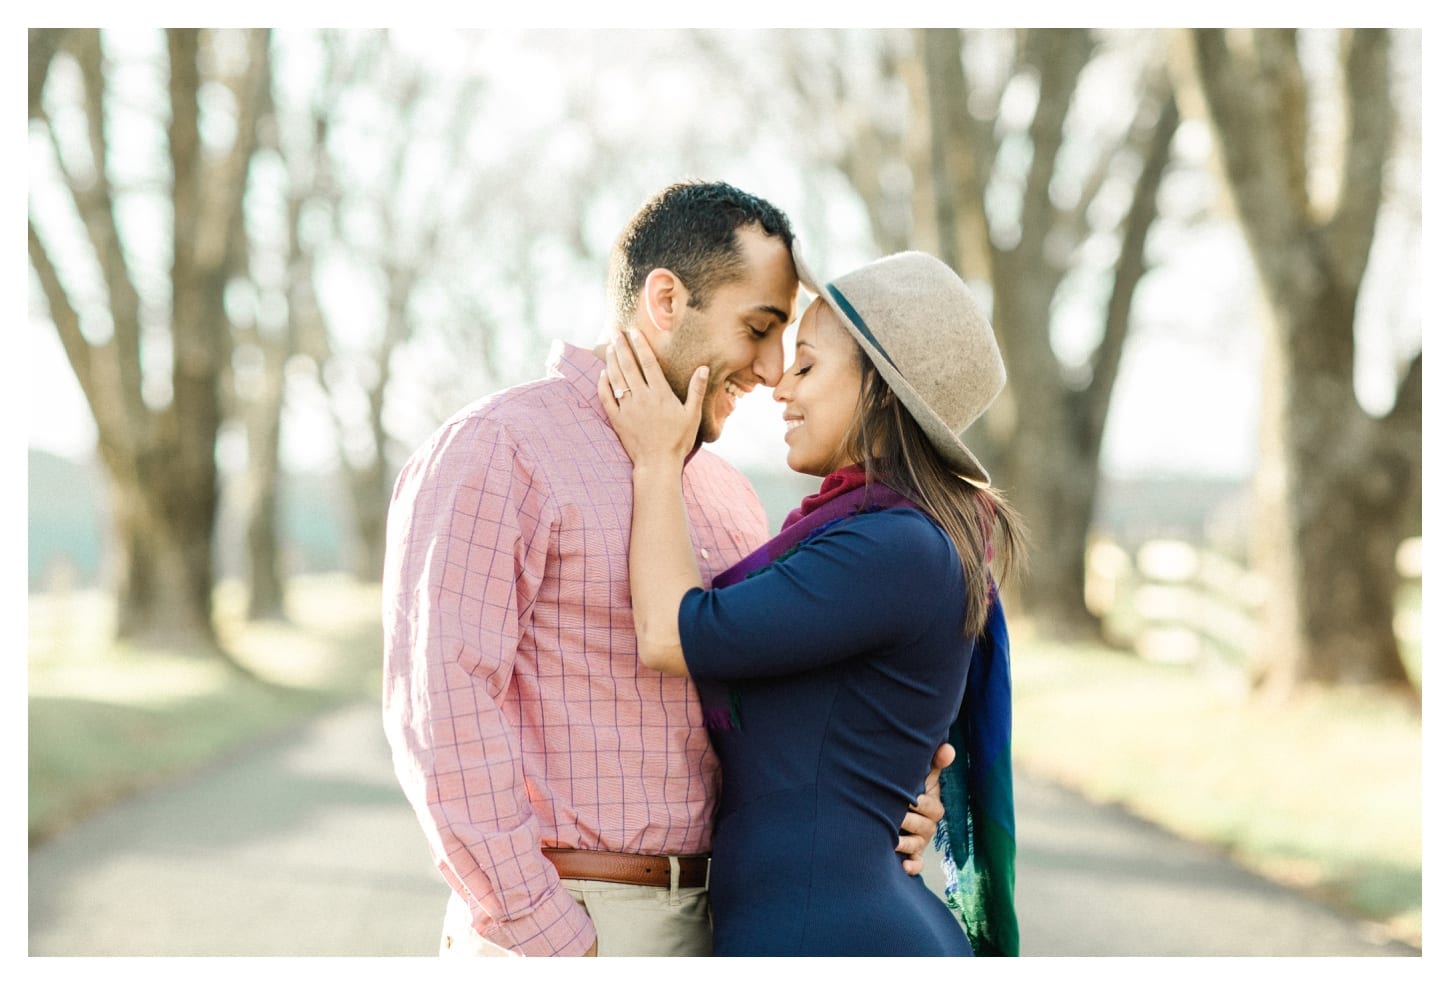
[28,574,384,846]
[1011,634,1422,949]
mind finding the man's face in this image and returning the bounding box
[658,226,799,444]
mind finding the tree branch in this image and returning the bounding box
[1252,29,1311,221]
[1083,86,1180,451]
[1385,349,1422,434]
[1017,28,1095,264]
[29,28,68,119]
[195,29,273,274]
[1326,28,1392,290]
[67,29,148,433]
[167,29,202,284]
[1191,28,1314,305]
[28,218,99,410]
[921,27,992,277]
[1057,131,1119,250]
[963,31,1008,199]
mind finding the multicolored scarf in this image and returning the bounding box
[698,464,1019,956]
[709,464,889,596]
[935,584,1018,956]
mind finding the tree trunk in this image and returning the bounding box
[1193,28,1418,696]
[246,488,286,619]
[1005,438,1102,639]
[158,29,231,645]
[911,28,1177,641]
[244,391,287,619]
[1256,293,1415,697]
[29,28,271,654]
[348,465,390,582]
[110,479,218,648]
[991,252,1101,638]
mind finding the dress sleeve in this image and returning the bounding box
[678,509,964,682]
[380,416,595,956]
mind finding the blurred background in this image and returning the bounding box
[26,27,1423,954]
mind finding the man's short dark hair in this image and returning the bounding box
[608,181,795,328]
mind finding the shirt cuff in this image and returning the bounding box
[485,880,597,957]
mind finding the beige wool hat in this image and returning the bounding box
[792,242,1006,488]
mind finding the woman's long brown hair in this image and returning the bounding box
[842,357,1026,638]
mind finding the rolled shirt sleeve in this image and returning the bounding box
[382,415,595,956]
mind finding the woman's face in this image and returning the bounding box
[773,299,865,477]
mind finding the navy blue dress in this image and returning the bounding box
[678,508,974,956]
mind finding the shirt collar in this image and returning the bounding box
[547,339,609,419]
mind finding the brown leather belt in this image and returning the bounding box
[542,848,709,888]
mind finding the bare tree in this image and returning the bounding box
[690,30,1183,640]
[306,30,750,579]
[1191,29,1419,698]
[229,267,294,619]
[288,33,500,580]
[920,29,1182,639]
[224,45,293,620]
[861,29,1181,639]
[211,31,356,618]
[29,29,271,651]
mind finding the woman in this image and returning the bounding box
[599,248,1024,957]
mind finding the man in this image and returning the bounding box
[382,181,949,957]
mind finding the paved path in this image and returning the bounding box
[28,701,1418,957]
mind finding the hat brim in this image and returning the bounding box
[793,245,993,488]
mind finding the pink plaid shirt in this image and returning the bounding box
[382,341,768,956]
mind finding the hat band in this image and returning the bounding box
[826,283,900,373]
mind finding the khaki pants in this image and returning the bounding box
[439,875,712,957]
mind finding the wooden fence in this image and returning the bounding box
[1084,536,1423,672]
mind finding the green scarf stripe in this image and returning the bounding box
[967,818,1018,955]
[978,743,1016,834]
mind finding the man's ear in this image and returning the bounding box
[640,267,688,343]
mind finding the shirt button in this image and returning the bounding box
[700,548,710,559]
